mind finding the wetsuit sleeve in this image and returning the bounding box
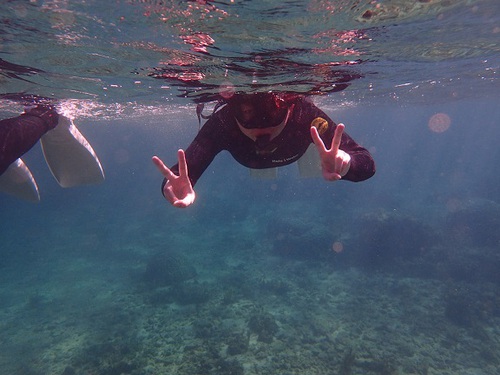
[0,108,59,175]
[336,130,376,182]
[163,116,225,190]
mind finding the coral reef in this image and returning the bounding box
[4,197,500,375]
[346,209,438,271]
[267,215,333,261]
[226,332,249,356]
[170,281,212,305]
[248,312,279,343]
[445,198,500,247]
[445,294,474,327]
[147,281,212,306]
[142,251,197,286]
[339,347,356,375]
[258,277,290,297]
[181,344,244,375]
[193,318,218,340]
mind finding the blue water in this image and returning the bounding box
[1,1,500,374]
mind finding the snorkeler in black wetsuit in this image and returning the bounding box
[152,92,375,208]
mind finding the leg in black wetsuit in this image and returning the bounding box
[0,106,58,175]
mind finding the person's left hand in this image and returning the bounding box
[310,123,351,181]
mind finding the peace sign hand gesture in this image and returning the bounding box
[152,150,196,208]
[310,123,351,181]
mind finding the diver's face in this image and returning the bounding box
[236,103,291,141]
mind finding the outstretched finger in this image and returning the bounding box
[152,156,175,180]
[177,149,189,177]
[330,123,344,153]
[310,126,327,155]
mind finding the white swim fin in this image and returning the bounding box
[0,159,40,202]
[297,144,322,178]
[40,115,104,188]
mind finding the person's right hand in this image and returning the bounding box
[152,150,195,208]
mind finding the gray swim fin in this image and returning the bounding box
[0,158,40,202]
[297,144,322,178]
[250,168,277,179]
[40,115,104,188]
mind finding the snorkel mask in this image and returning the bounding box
[231,93,292,155]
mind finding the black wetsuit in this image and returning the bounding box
[0,107,58,175]
[168,96,375,188]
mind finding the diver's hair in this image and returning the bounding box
[196,99,228,127]
[196,91,304,126]
[228,91,290,107]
